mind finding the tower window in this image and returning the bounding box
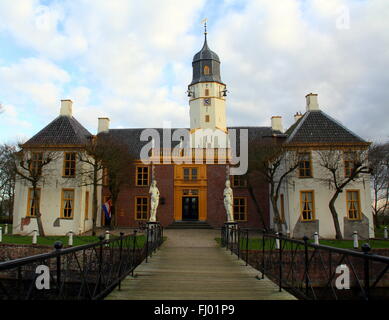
[205,115,210,122]
[203,65,210,75]
[205,89,209,96]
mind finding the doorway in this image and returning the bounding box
[182,196,199,221]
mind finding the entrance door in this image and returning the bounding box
[182,196,199,221]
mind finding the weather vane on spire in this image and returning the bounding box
[201,18,208,35]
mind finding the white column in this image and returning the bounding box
[314,232,319,245]
[32,230,38,244]
[68,230,74,246]
[353,231,359,248]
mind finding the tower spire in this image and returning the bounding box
[201,18,208,41]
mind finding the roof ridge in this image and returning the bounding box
[319,110,366,143]
[285,111,310,143]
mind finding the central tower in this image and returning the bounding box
[188,26,228,148]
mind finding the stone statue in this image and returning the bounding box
[223,180,234,222]
[149,180,160,222]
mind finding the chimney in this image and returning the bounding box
[294,112,303,122]
[98,118,110,134]
[306,93,319,111]
[271,116,283,133]
[60,99,73,117]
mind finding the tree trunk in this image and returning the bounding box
[248,184,268,231]
[33,185,45,237]
[329,191,343,240]
[271,196,284,232]
[92,164,98,236]
[372,212,380,230]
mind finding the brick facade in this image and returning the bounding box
[104,163,270,229]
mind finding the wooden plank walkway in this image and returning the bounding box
[106,229,295,300]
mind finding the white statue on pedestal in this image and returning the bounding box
[149,180,160,222]
[223,180,234,222]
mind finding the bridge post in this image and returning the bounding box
[362,243,371,300]
[54,241,63,296]
[303,236,309,297]
[278,232,282,292]
[262,230,265,279]
[118,232,124,290]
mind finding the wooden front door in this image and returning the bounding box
[182,196,199,221]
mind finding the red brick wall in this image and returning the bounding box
[206,165,227,227]
[105,164,175,228]
[206,165,269,229]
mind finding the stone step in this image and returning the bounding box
[166,221,214,229]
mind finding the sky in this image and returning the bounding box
[0,0,388,144]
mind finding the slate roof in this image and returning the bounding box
[285,110,367,145]
[193,35,220,63]
[100,127,278,157]
[23,115,92,147]
[190,34,224,86]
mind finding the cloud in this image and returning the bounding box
[0,58,70,115]
[0,0,388,143]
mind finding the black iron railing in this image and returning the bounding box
[222,225,389,300]
[0,224,163,300]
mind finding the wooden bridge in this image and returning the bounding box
[106,229,295,300]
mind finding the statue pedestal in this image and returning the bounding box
[223,221,238,247]
[146,221,160,242]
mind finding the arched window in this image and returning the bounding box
[203,65,210,75]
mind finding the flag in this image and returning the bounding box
[102,199,112,221]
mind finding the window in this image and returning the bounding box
[205,89,209,96]
[85,191,89,220]
[183,168,198,181]
[231,175,247,187]
[203,65,210,75]
[27,188,40,217]
[205,115,210,123]
[61,189,75,219]
[135,196,149,220]
[63,152,76,177]
[30,152,43,176]
[346,190,361,220]
[298,152,312,178]
[233,197,247,221]
[300,191,315,221]
[136,166,150,186]
[344,152,356,177]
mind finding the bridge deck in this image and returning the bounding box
[106,229,295,300]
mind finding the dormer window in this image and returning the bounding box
[203,65,210,75]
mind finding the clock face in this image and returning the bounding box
[203,98,211,106]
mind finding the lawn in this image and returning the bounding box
[216,237,389,251]
[0,223,150,247]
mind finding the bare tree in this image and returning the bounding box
[77,135,133,233]
[11,146,60,237]
[0,143,17,218]
[369,143,389,229]
[317,148,371,240]
[247,140,300,232]
[77,136,109,235]
[101,136,133,228]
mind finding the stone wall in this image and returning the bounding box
[0,244,53,261]
[244,248,389,295]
